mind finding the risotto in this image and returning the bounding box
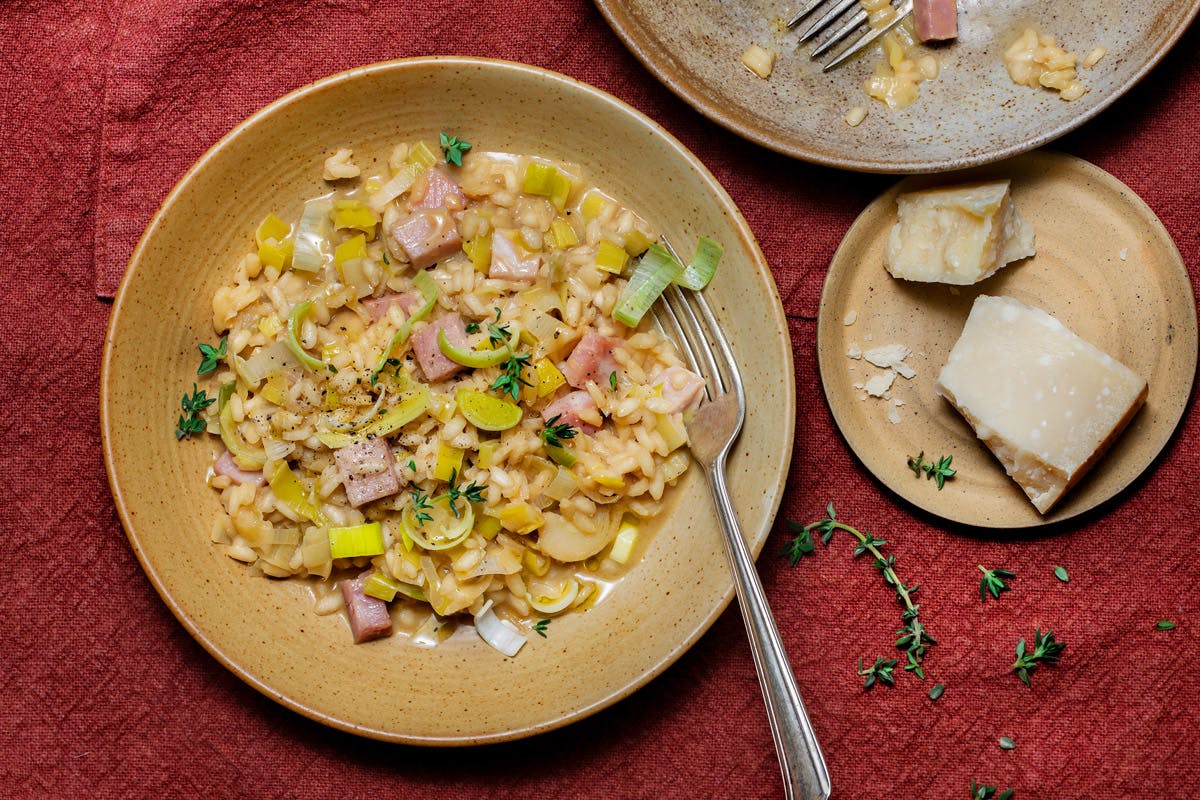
[191,134,718,656]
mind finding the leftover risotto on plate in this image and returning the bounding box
[193,135,719,657]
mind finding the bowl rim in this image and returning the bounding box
[100,55,797,744]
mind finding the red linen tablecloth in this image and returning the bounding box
[6,1,1198,797]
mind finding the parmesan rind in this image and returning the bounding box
[935,295,1147,514]
[884,180,1036,285]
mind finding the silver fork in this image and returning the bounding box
[656,278,832,800]
[788,0,913,71]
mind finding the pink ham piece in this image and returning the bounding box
[407,167,466,212]
[213,450,264,486]
[541,390,601,434]
[412,313,470,382]
[561,332,621,389]
[361,291,419,322]
[489,230,541,281]
[333,438,400,508]
[914,0,957,42]
[340,571,393,643]
[652,366,706,413]
[387,208,461,269]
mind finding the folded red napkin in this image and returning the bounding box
[10,0,1200,797]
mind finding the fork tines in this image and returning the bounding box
[788,0,913,72]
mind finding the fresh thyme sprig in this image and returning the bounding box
[409,489,434,525]
[492,352,532,401]
[857,656,897,689]
[532,619,551,638]
[906,451,957,489]
[175,384,216,439]
[196,335,227,375]
[439,132,471,166]
[970,781,1014,800]
[486,307,511,347]
[464,321,481,335]
[1012,628,1066,687]
[978,565,1015,603]
[540,415,578,449]
[784,503,936,684]
[443,468,485,518]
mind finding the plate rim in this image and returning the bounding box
[814,149,1198,529]
[592,0,1200,173]
[99,55,796,744]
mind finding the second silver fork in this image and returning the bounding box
[789,0,914,71]
[656,279,832,800]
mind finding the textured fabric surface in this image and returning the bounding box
[5,0,1199,797]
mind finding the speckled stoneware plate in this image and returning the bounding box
[100,58,794,744]
[594,0,1200,172]
[817,151,1197,527]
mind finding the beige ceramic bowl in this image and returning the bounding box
[100,58,795,744]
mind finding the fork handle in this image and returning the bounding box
[706,462,832,800]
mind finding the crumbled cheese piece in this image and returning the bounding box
[894,361,916,380]
[935,295,1148,514]
[844,309,859,326]
[885,181,1036,285]
[845,107,868,127]
[323,148,361,180]
[847,343,862,359]
[864,370,896,398]
[865,32,937,110]
[863,344,910,369]
[887,398,902,424]
[1119,247,1128,261]
[741,45,777,79]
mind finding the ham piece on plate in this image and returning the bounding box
[541,390,601,434]
[333,438,400,508]
[560,332,621,389]
[407,167,466,212]
[340,571,393,643]
[387,208,461,269]
[213,450,265,486]
[652,366,706,413]
[914,0,957,41]
[411,313,471,383]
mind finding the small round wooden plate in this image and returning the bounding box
[817,151,1197,528]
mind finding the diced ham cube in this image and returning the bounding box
[489,230,541,281]
[412,313,470,383]
[652,366,706,413]
[407,167,466,212]
[340,571,393,643]
[542,390,601,434]
[361,291,420,322]
[387,208,461,269]
[561,332,622,389]
[334,438,400,508]
[914,0,957,42]
[213,450,264,486]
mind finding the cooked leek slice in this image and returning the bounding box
[401,495,474,551]
[456,389,523,432]
[234,340,294,388]
[595,239,629,274]
[477,440,498,469]
[268,462,329,526]
[544,443,577,468]
[497,501,544,535]
[369,269,439,383]
[474,599,526,657]
[533,358,566,398]
[527,578,579,615]
[438,329,510,368]
[332,200,377,238]
[333,233,367,268]
[291,196,333,272]
[475,513,502,540]
[316,384,431,448]
[613,244,684,327]
[462,236,492,273]
[433,442,464,482]
[364,572,427,602]
[369,166,417,212]
[609,521,639,564]
[408,140,438,169]
[256,213,293,269]
[675,236,723,291]
[623,229,652,256]
[327,521,385,559]
[522,162,558,196]
[549,218,578,249]
[218,382,266,470]
[542,466,579,502]
[285,301,325,372]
